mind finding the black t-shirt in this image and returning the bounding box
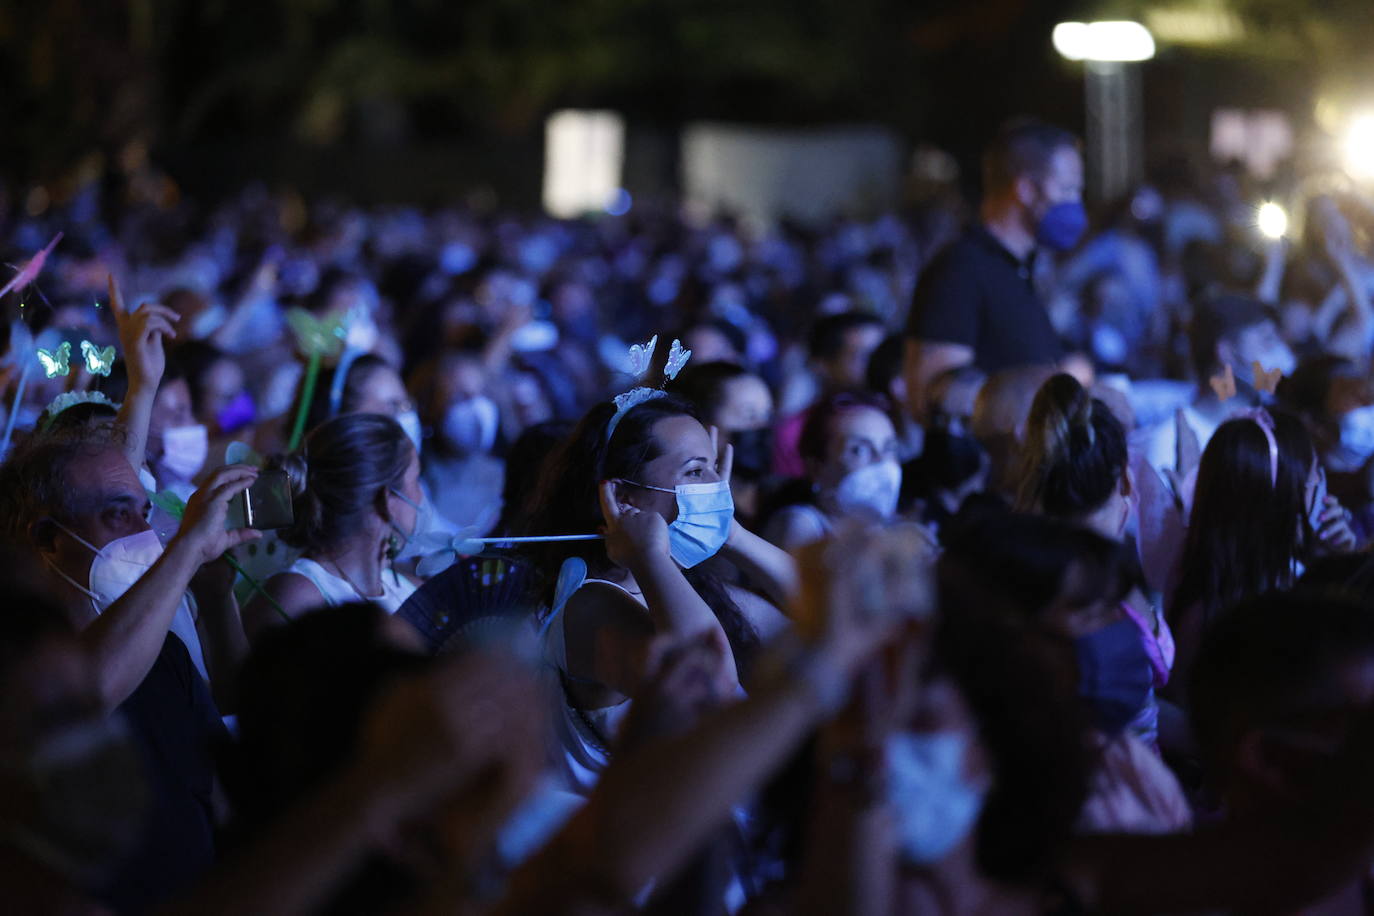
[905,225,1062,373]
[101,635,226,914]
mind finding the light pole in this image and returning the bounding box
[1053,21,1156,203]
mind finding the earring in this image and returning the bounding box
[386,532,401,560]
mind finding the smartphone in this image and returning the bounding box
[226,469,295,530]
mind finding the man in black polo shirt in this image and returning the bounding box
[904,119,1087,420]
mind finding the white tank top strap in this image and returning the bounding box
[286,556,415,613]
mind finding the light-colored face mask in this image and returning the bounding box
[886,730,986,865]
[441,396,500,454]
[46,523,164,612]
[623,479,735,569]
[159,424,208,482]
[832,461,902,520]
[1338,405,1374,465]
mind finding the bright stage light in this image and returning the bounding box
[1343,113,1374,181]
[1053,21,1156,62]
[1257,201,1288,240]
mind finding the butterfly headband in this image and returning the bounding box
[1239,408,1279,487]
[40,390,118,431]
[603,334,692,443]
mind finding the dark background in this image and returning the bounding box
[0,0,1362,206]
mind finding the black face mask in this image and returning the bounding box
[730,427,772,480]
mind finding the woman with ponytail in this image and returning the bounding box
[1015,374,1171,749]
[242,413,424,640]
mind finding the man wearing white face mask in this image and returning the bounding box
[0,431,261,912]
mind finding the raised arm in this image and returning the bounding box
[708,426,799,606]
[109,274,179,475]
[84,465,260,710]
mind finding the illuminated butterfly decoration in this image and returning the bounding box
[1209,363,1237,402]
[285,307,348,359]
[1252,362,1283,396]
[80,340,116,376]
[36,340,71,378]
[664,338,692,381]
[626,334,658,380]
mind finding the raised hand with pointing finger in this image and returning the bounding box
[110,273,180,477]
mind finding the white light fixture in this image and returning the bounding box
[543,110,625,218]
[1342,112,1374,181]
[1053,21,1156,62]
[1257,201,1288,240]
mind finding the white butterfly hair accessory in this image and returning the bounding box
[626,334,659,380]
[664,338,692,381]
[604,331,694,443]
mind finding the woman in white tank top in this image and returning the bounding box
[243,413,426,640]
[523,390,798,793]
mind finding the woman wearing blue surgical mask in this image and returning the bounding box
[521,393,796,793]
[241,414,424,640]
[762,392,903,552]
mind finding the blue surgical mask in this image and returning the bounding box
[1036,201,1088,252]
[886,731,986,865]
[624,479,734,568]
[1075,619,1153,735]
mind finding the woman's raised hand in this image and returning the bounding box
[599,480,671,568]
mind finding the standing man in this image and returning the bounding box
[904,119,1088,420]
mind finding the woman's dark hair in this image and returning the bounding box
[670,360,752,425]
[798,390,891,468]
[1170,411,1312,627]
[521,394,758,667]
[273,413,414,555]
[497,419,574,536]
[1015,373,1127,519]
[297,353,396,435]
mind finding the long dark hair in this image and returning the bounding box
[1170,411,1312,627]
[1015,374,1127,519]
[521,394,759,667]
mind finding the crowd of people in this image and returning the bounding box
[7,117,1374,914]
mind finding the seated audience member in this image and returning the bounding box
[242,413,423,638]
[773,311,886,477]
[0,431,258,911]
[1168,410,1356,705]
[1138,293,1297,478]
[1015,374,1172,749]
[942,513,1191,835]
[1279,355,1374,538]
[522,390,795,792]
[413,348,505,533]
[672,360,776,524]
[762,392,903,551]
